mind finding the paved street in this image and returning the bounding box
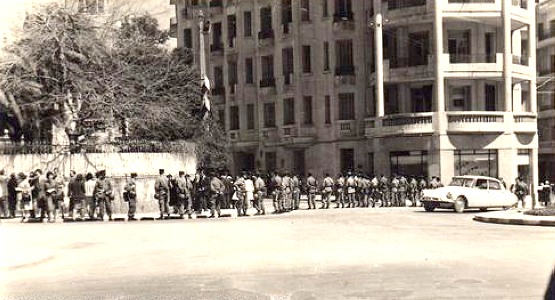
[1,207,554,299]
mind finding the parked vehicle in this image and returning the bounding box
[421,175,517,213]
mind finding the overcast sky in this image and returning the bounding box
[0,0,175,48]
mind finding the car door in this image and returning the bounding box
[470,178,489,207]
[487,179,503,207]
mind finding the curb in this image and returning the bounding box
[473,215,555,226]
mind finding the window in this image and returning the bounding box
[390,151,428,178]
[450,86,471,111]
[245,58,254,84]
[303,96,313,125]
[264,103,276,128]
[408,31,429,66]
[488,180,501,190]
[385,84,399,114]
[302,45,312,73]
[301,0,310,22]
[282,47,294,76]
[334,0,353,21]
[266,152,277,172]
[538,22,544,40]
[322,0,329,17]
[340,148,354,172]
[230,106,240,130]
[246,104,255,129]
[335,40,354,75]
[228,61,237,87]
[282,0,292,24]
[214,66,224,89]
[78,0,105,14]
[211,22,223,51]
[183,29,192,49]
[454,150,498,178]
[244,11,252,37]
[410,85,432,113]
[261,55,275,87]
[448,30,471,63]
[323,42,330,71]
[338,93,355,120]
[475,179,488,190]
[260,6,272,33]
[284,98,295,125]
[325,95,331,124]
[227,14,237,46]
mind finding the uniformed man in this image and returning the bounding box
[291,174,301,210]
[379,174,390,207]
[346,172,356,208]
[370,175,380,207]
[154,169,170,219]
[512,177,528,210]
[408,177,418,207]
[234,173,247,217]
[282,172,292,211]
[125,173,138,220]
[321,173,334,209]
[209,170,225,218]
[94,170,113,221]
[335,174,345,209]
[254,173,267,215]
[272,172,283,213]
[390,175,400,207]
[398,175,408,207]
[176,171,193,219]
[306,173,318,210]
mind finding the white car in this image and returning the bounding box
[421,175,517,213]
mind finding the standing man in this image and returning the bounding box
[94,170,114,221]
[398,175,408,207]
[209,170,225,218]
[335,173,345,209]
[512,177,529,211]
[125,173,138,220]
[154,169,170,219]
[254,173,267,215]
[272,172,283,213]
[291,174,301,210]
[67,170,76,219]
[306,173,318,210]
[84,173,96,219]
[0,170,8,218]
[68,173,86,220]
[234,172,247,217]
[282,172,292,211]
[176,171,193,219]
[8,173,18,218]
[346,172,356,208]
[321,173,334,209]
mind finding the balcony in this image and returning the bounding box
[259,77,276,88]
[261,128,279,145]
[365,113,434,137]
[443,53,503,76]
[335,65,355,76]
[258,29,274,40]
[512,55,529,66]
[212,86,225,96]
[333,11,354,22]
[538,29,555,42]
[209,0,223,14]
[210,42,224,54]
[384,56,435,81]
[446,112,505,133]
[229,130,259,146]
[513,113,537,133]
[332,12,355,31]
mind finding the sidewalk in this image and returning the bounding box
[474,209,555,226]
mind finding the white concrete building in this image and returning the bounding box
[537,0,555,182]
[172,0,538,186]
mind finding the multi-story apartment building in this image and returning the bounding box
[537,0,555,182]
[172,0,538,186]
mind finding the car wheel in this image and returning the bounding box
[479,208,488,212]
[423,203,435,212]
[454,197,466,213]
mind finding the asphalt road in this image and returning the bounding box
[1,207,554,299]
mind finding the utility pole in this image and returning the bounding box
[198,11,210,82]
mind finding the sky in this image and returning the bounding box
[0,0,175,49]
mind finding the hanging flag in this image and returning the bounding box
[200,75,211,120]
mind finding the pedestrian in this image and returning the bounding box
[15,173,33,222]
[380,174,389,207]
[154,169,170,219]
[68,173,86,220]
[176,171,193,219]
[282,172,292,211]
[272,172,283,213]
[346,171,356,208]
[0,169,8,218]
[234,172,248,217]
[335,173,345,209]
[84,173,96,219]
[67,170,76,219]
[94,170,114,221]
[244,173,255,215]
[125,173,138,220]
[321,173,334,209]
[7,173,18,218]
[254,173,267,215]
[306,173,318,210]
[209,170,225,218]
[398,175,408,207]
[53,168,67,220]
[44,171,57,222]
[539,180,552,208]
[390,175,399,207]
[512,177,528,211]
[408,177,418,207]
[291,174,301,210]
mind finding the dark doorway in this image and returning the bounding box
[485,84,496,111]
[293,150,306,176]
[340,148,355,173]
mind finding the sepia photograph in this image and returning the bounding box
[1,0,554,299]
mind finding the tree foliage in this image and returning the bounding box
[0,3,230,168]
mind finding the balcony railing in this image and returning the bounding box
[449,54,497,64]
[448,113,503,123]
[335,65,355,76]
[210,42,224,52]
[209,0,223,8]
[333,11,354,22]
[538,62,555,76]
[212,86,225,96]
[258,29,274,40]
[387,0,426,10]
[382,114,433,127]
[260,77,276,88]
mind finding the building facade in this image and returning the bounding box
[172,0,538,186]
[537,0,555,182]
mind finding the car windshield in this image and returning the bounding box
[449,177,474,187]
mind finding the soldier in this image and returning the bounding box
[379,174,390,207]
[68,173,86,220]
[417,176,427,205]
[84,173,96,219]
[306,173,318,210]
[361,175,371,208]
[125,173,138,220]
[234,173,248,217]
[154,169,170,219]
[291,174,301,210]
[335,174,345,209]
[346,172,356,208]
[7,173,18,218]
[398,175,408,207]
[53,168,67,220]
[254,173,267,215]
[272,172,283,213]
[390,175,400,207]
[194,169,210,212]
[0,169,8,218]
[282,172,292,211]
[408,176,418,207]
[94,170,114,221]
[176,171,193,219]
[321,173,334,209]
[209,170,225,218]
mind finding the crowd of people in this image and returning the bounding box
[0,167,446,222]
